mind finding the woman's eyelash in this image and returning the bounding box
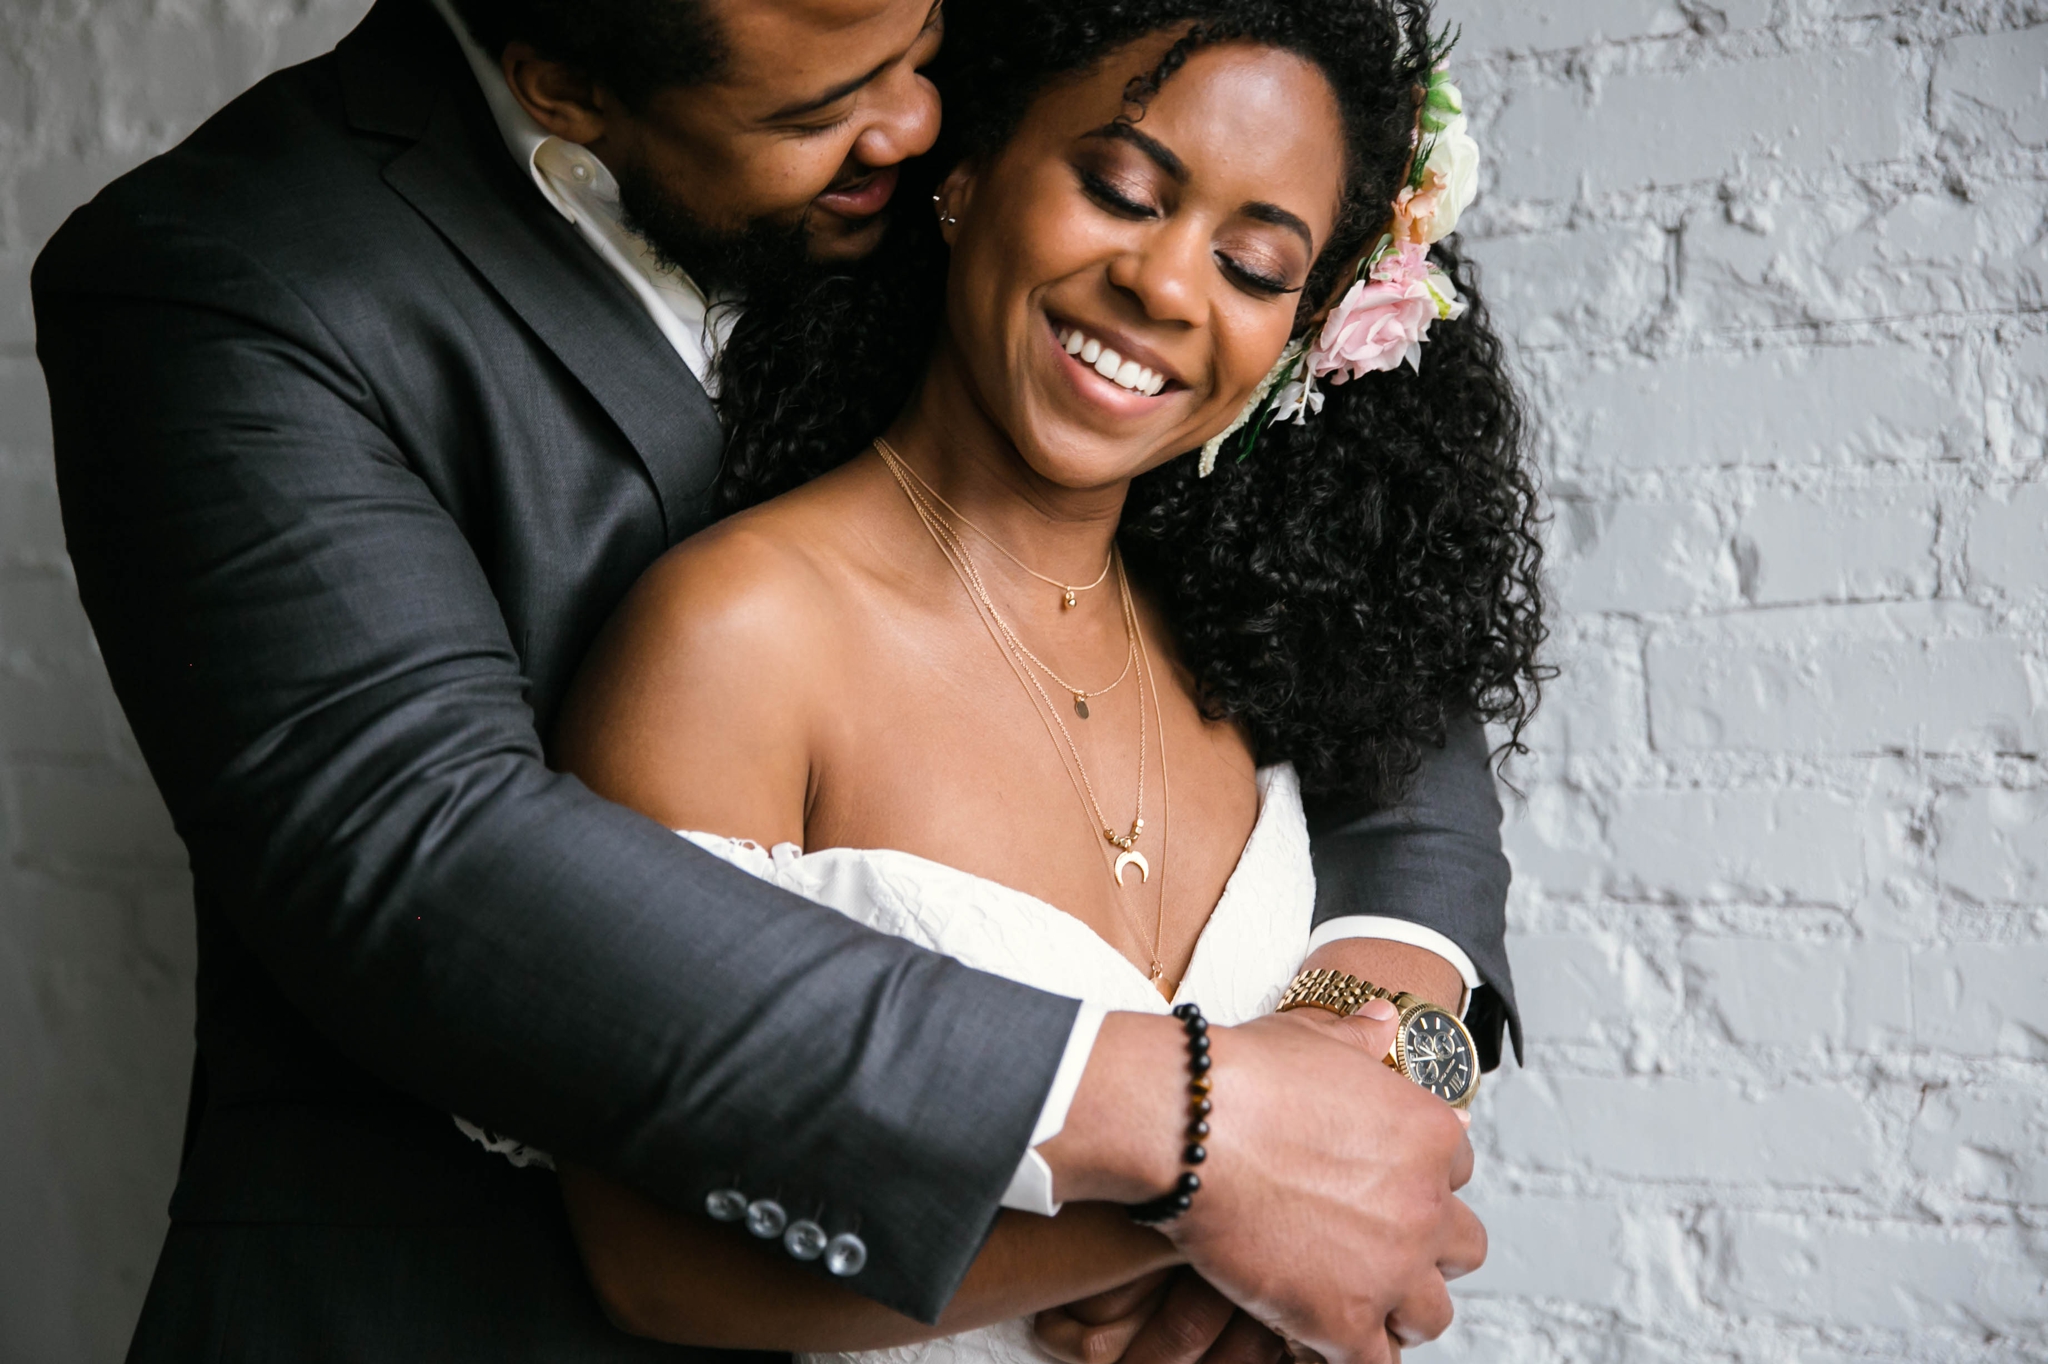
[1077,166,1299,296]
[1220,256,1302,296]
[1077,169,1155,217]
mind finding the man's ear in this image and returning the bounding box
[501,41,611,145]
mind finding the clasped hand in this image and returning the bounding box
[1038,1007,1482,1364]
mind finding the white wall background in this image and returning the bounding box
[1449,1,2048,1361]
[0,1,2041,1361]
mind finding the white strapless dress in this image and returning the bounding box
[456,765,1315,1364]
[679,763,1318,1364]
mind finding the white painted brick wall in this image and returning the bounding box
[1454,2,2048,1361]
[0,1,2041,1361]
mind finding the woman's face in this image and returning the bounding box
[940,37,1348,488]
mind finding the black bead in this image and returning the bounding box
[1131,1003,1214,1226]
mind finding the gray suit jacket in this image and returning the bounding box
[33,1,1518,1357]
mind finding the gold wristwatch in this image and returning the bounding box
[1277,968,1480,1109]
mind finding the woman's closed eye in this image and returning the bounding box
[1217,253,1299,297]
[1079,169,1305,298]
[1077,167,1159,219]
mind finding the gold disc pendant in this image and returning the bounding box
[1074,694,1089,719]
[1114,848,1150,886]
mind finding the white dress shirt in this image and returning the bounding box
[428,0,1478,1217]
[428,0,733,388]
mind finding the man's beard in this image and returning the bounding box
[612,154,926,491]
[614,156,824,299]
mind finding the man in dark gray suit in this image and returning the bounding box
[33,0,1519,1360]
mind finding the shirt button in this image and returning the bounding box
[704,1189,747,1222]
[569,161,591,181]
[783,1219,828,1261]
[824,1232,868,1277]
[745,1198,788,1239]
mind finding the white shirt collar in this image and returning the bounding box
[427,0,569,210]
[424,0,732,388]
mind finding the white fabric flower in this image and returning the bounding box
[1418,114,1480,243]
[1423,262,1469,323]
[1272,368,1324,425]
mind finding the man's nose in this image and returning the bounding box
[851,69,940,169]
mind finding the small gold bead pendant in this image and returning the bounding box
[1062,588,1078,609]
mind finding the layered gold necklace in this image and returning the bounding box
[874,437,1173,986]
[896,466,1115,612]
[886,452,1133,718]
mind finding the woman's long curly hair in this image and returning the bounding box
[711,0,1547,808]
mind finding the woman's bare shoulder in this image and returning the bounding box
[638,498,851,655]
[631,454,895,652]
[554,485,867,839]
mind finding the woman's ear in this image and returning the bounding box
[501,42,611,145]
[933,162,978,246]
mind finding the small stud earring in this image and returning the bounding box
[931,190,958,227]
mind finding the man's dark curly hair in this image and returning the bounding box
[712,0,1547,809]
[447,0,726,107]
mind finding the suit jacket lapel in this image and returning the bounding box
[337,0,724,541]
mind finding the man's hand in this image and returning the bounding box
[1040,1006,1484,1364]
[1168,1006,1484,1364]
[1036,1270,1283,1364]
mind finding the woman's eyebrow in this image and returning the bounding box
[1240,200,1315,253]
[1085,123,1315,251]
[1083,122,1189,182]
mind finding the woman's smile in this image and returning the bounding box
[1044,313,1186,416]
[926,36,1347,492]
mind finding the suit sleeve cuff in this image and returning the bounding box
[998,1001,1107,1217]
[1306,916,1483,1017]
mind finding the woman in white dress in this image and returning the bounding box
[544,0,1542,1359]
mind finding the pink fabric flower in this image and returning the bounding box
[1308,243,1440,380]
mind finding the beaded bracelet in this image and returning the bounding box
[1127,1002,1212,1225]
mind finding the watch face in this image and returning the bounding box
[1399,1008,1477,1106]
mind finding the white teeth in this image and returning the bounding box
[1059,323,1170,395]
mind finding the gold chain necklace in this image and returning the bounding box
[880,441,1145,845]
[878,435,1114,609]
[877,439,1174,983]
[877,436,1133,719]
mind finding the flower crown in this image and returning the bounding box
[1200,29,1477,476]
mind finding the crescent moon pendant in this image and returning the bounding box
[1113,848,1151,886]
